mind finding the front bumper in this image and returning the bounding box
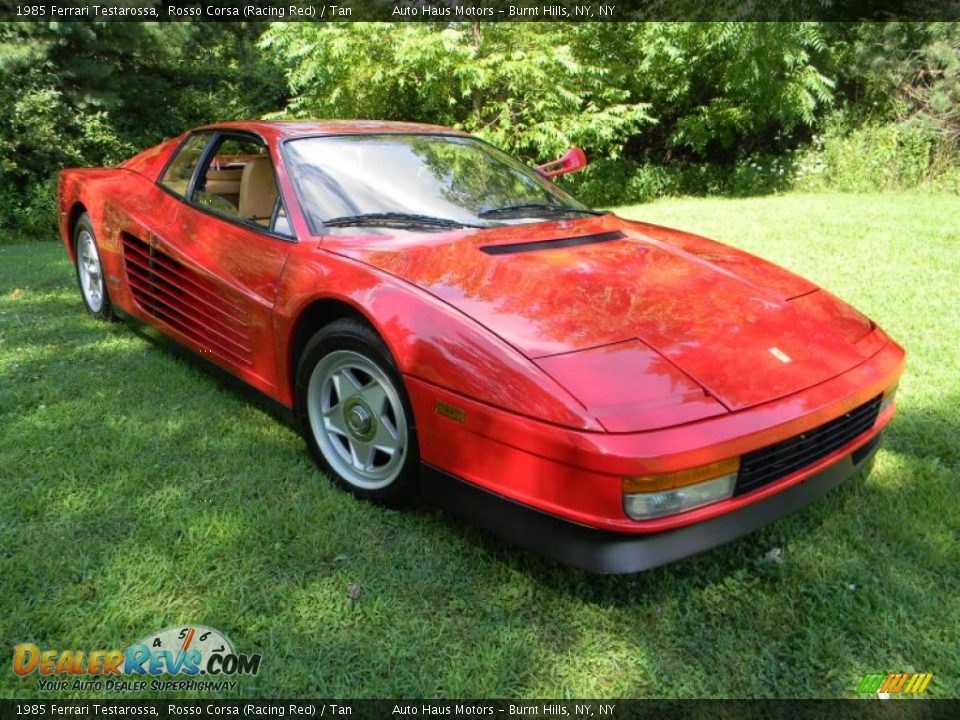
[406,339,904,534]
[421,432,882,573]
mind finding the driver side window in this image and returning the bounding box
[192,136,291,237]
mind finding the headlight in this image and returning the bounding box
[623,458,739,521]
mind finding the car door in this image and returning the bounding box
[129,131,293,397]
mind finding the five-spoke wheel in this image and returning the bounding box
[307,350,408,490]
[296,319,419,504]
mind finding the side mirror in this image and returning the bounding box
[535,147,588,179]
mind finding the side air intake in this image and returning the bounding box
[480,231,625,256]
[121,234,254,367]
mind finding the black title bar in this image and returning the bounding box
[0,0,959,21]
[1,700,959,720]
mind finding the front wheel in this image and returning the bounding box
[295,319,419,506]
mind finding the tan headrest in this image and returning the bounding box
[239,157,278,223]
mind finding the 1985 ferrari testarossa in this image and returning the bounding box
[59,120,904,572]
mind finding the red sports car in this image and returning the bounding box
[58,121,904,573]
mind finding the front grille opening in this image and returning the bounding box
[735,395,882,496]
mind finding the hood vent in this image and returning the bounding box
[480,231,625,256]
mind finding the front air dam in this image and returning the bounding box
[420,433,882,574]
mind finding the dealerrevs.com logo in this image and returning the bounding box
[13,626,262,692]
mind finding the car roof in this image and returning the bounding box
[195,119,470,142]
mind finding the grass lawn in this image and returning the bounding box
[1,193,957,699]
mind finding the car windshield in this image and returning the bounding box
[283,133,595,232]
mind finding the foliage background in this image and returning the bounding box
[1,21,959,238]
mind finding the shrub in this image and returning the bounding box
[794,122,945,192]
[566,156,796,207]
[563,160,670,206]
[0,175,58,240]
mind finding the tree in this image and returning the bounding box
[259,23,654,162]
[835,22,960,147]
[625,22,836,160]
[0,21,286,235]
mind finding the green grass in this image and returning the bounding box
[1,193,957,699]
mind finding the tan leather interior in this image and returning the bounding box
[239,157,278,225]
[204,168,242,196]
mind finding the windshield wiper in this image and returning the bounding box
[322,212,483,229]
[478,203,604,219]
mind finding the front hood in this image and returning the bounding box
[326,216,882,416]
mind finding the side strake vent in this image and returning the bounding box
[480,231,625,256]
[121,234,254,367]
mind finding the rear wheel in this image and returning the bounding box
[74,214,114,321]
[295,319,419,506]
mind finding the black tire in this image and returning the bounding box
[295,318,420,506]
[73,213,115,321]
